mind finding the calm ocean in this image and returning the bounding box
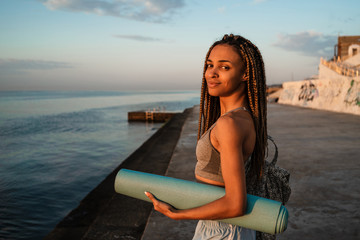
[0,90,200,240]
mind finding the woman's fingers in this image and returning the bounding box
[144,191,154,200]
[144,191,176,218]
[145,191,161,207]
[145,191,162,207]
[145,191,162,211]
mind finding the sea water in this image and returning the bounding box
[0,90,199,239]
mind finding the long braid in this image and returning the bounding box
[197,78,206,139]
[198,34,268,180]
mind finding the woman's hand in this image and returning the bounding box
[145,191,178,219]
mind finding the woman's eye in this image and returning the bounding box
[207,64,213,68]
[221,66,230,70]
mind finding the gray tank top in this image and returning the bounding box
[195,107,248,183]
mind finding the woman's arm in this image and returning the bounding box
[145,116,249,220]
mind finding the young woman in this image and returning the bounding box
[145,34,267,240]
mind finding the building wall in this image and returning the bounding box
[344,53,360,67]
[278,63,360,115]
[338,36,360,59]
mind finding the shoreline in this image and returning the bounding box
[44,107,191,240]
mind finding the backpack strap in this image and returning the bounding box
[268,135,278,166]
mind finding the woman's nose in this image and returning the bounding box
[206,68,218,78]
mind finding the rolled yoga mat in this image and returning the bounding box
[114,169,288,234]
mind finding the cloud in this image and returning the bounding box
[253,0,267,3]
[113,34,164,42]
[340,16,355,24]
[0,58,73,71]
[217,6,226,14]
[273,31,337,57]
[41,0,185,23]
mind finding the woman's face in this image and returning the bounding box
[205,44,245,97]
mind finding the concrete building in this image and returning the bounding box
[336,35,360,61]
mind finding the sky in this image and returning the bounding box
[0,0,359,91]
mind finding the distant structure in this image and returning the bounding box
[278,35,360,115]
[128,109,177,122]
[335,35,360,61]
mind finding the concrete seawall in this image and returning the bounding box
[279,77,360,115]
[44,108,191,240]
[278,59,360,115]
[45,104,360,240]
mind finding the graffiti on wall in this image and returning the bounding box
[298,82,319,102]
[344,79,360,106]
[280,89,295,101]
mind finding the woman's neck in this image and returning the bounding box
[219,93,249,115]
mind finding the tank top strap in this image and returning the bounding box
[208,122,217,131]
[222,106,248,116]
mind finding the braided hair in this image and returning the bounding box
[197,34,267,180]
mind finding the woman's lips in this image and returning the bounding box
[207,81,220,88]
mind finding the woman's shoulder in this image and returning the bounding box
[214,111,254,141]
[217,110,253,130]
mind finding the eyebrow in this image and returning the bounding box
[206,59,232,63]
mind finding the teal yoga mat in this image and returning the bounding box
[114,169,288,234]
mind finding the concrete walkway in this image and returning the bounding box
[141,106,199,240]
[142,104,360,240]
[270,104,360,240]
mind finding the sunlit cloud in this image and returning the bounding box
[273,31,336,57]
[41,0,185,23]
[0,59,73,71]
[113,34,164,42]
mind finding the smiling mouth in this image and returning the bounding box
[207,82,220,88]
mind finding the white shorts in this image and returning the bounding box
[192,220,256,240]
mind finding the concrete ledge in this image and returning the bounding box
[44,108,191,240]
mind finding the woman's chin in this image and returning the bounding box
[207,89,220,97]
